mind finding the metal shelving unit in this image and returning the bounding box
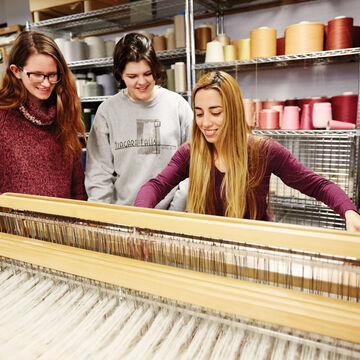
[253,130,360,229]
[27,0,211,37]
[194,48,360,71]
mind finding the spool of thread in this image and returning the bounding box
[174,13,186,48]
[205,41,224,63]
[195,27,212,50]
[96,74,117,96]
[75,73,87,97]
[284,98,299,106]
[202,22,216,40]
[166,68,175,92]
[281,106,300,130]
[277,37,285,55]
[331,93,358,124]
[84,36,106,59]
[352,26,360,47]
[64,39,87,62]
[254,99,262,127]
[82,81,104,97]
[250,27,277,58]
[232,39,250,60]
[329,119,355,130]
[153,36,166,51]
[174,62,187,93]
[223,45,236,62]
[105,40,115,57]
[243,99,255,127]
[215,33,230,46]
[299,103,313,130]
[54,38,67,55]
[271,105,284,127]
[165,28,176,50]
[82,108,92,132]
[312,102,332,129]
[262,100,284,109]
[285,22,324,55]
[326,16,353,50]
[258,109,279,129]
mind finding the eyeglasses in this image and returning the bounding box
[18,66,61,84]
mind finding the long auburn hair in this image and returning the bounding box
[187,71,269,219]
[0,31,84,159]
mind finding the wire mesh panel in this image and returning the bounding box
[253,130,360,229]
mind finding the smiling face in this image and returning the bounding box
[194,88,224,146]
[10,53,58,108]
[121,59,156,102]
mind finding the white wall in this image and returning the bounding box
[1,0,359,101]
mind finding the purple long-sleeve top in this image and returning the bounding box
[134,137,356,220]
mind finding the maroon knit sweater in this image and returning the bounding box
[0,100,87,200]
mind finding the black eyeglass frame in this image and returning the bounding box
[18,66,61,84]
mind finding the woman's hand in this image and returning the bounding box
[344,210,360,232]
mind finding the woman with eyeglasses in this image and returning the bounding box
[0,31,87,199]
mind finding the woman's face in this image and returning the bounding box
[194,88,224,145]
[11,53,58,107]
[121,59,156,102]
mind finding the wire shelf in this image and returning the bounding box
[252,130,360,229]
[194,48,360,71]
[28,0,211,37]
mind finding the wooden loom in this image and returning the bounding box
[0,193,360,357]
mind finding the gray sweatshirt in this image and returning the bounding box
[85,87,193,209]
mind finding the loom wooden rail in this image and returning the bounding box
[1,193,360,259]
[0,231,359,343]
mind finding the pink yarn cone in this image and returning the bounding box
[300,103,313,130]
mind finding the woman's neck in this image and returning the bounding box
[214,150,226,172]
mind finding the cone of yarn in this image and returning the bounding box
[326,16,353,50]
[277,37,285,55]
[352,26,360,47]
[243,99,255,127]
[195,26,212,50]
[284,98,299,106]
[329,119,355,130]
[205,41,224,63]
[271,105,284,127]
[285,22,324,55]
[84,36,106,59]
[262,100,284,109]
[215,33,230,46]
[331,93,358,124]
[166,68,175,92]
[232,39,250,60]
[299,103,313,130]
[258,109,279,129]
[153,36,166,51]
[250,27,277,58]
[105,40,115,57]
[223,45,237,62]
[64,39,87,62]
[253,99,262,127]
[174,62,187,93]
[174,13,186,48]
[165,28,176,50]
[312,102,332,129]
[281,106,300,130]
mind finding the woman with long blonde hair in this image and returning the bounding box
[0,31,86,199]
[135,71,360,231]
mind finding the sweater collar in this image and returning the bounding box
[19,100,56,126]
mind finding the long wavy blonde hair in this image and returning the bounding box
[187,71,269,219]
[0,31,84,159]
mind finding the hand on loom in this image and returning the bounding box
[345,210,360,232]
